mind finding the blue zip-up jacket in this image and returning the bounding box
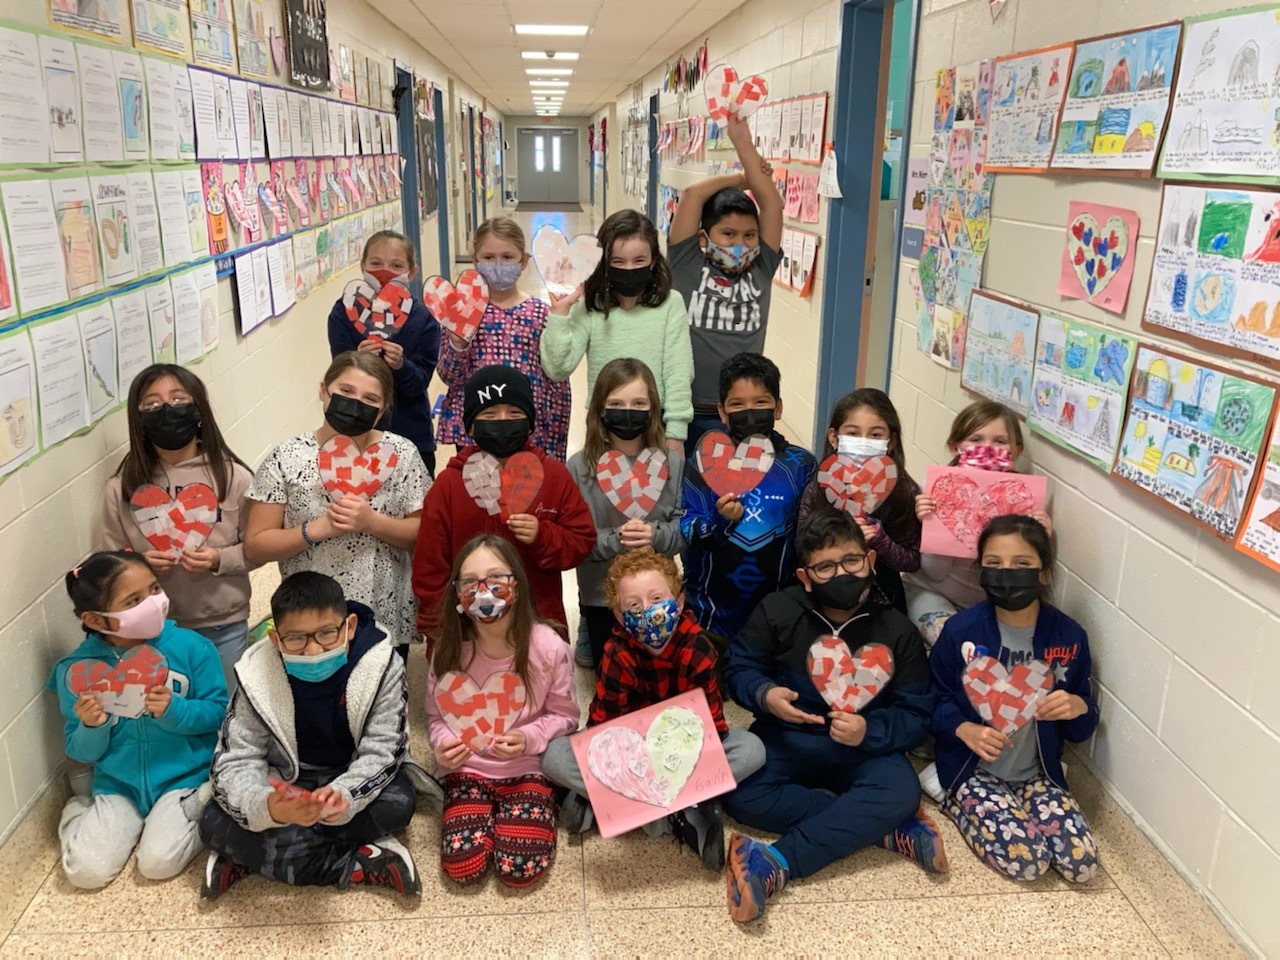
[930,600,1099,795]
[48,621,228,815]
[680,432,816,639]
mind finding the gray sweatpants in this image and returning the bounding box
[59,788,205,889]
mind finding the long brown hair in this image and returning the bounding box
[322,350,395,417]
[583,209,672,318]
[116,364,248,501]
[946,400,1024,465]
[583,358,667,463]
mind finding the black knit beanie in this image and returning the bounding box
[462,365,537,430]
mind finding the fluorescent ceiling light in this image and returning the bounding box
[530,80,569,87]
[521,51,579,60]
[526,68,573,76]
[515,24,588,35]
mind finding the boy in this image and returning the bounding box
[721,512,947,923]
[681,352,816,645]
[199,571,439,899]
[540,549,765,870]
[668,115,784,451]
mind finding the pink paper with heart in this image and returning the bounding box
[461,450,544,520]
[921,464,1047,559]
[807,638,894,714]
[695,431,775,498]
[423,270,490,344]
[704,64,769,123]
[596,448,669,520]
[317,435,399,503]
[129,483,218,557]
[963,655,1054,735]
[817,454,898,516]
[570,688,734,838]
[433,670,528,754]
[531,225,602,298]
[1055,200,1138,316]
[66,645,169,719]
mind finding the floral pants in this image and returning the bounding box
[441,773,557,888]
[943,769,1099,883]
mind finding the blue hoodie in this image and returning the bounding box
[48,621,228,815]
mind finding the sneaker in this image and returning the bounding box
[561,791,594,834]
[346,836,421,896]
[918,761,945,804]
[724,832,787,923]
[200,851,251,901]
[880,808,949,874]
[668,801,725,871]
[573,635,595,668]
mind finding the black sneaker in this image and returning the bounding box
[668,800,726,871]
[346,836,421,896]
[561,791,594,834]
[200,851,250,901]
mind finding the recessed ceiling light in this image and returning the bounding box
[515,24,588,35]
[521,51,579,60]
[526,68,573,76]
[529,80,569,87]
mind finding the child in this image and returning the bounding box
[568,357,686,668]
[327,230,441,475]
[930,515,1099,883]
[667,115,784,451]
[681,352,816,647]
[103,364,255,693]
[49,551,228,889]
[540,209,694,446]
[200,571,434,898]
[798,388,922,616]
[412,365,595,644]
[541,549,765,870]
[437,217,571,461]
[721,512,945,924]
[426,535,578,887]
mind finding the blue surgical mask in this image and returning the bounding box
[622,598,682,652]
[281,630,349,683]
[474,260,524,292]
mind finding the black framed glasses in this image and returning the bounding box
[805,553,868,582]
[277,624,346,654]
[454,573,517,595]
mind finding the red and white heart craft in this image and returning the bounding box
[817,454,898,516]
[65,645,169,719]
[422,270,490,344]
[596,448,669,520]
[704,64,769,123]
[807,638,895,714]
[129,483,218,557]
[341,278,414,340]
[962,655,1054,736]
[921,464,1047,559]
[694,431,775,498]
[433,670,528,754]
[317,435,399,503]
[531,225,602,298]
[461,450,545,520]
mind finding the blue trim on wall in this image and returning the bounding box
[467,106,479,232]
[648,94,659,223]
[394,67,423,299]
[434,88,451,277]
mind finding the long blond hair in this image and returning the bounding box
[471,217,526,256]
[947,400,1024,464]
[583,358,667,463]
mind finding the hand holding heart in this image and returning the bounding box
[957,721,1011,762]
[1035,689,1087,722]
[74,694,108,728]
[764,686,825,725]
[328,493,377,534]
[828,711,867,746]
[619,518,654,550]
[434,736,473,771]
[549,283,584,316]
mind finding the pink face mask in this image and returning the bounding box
[958,444,1014,472]
[97,591,170,641]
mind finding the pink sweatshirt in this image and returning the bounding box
[426,623,580,779]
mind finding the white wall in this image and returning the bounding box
[897,1,1280,954]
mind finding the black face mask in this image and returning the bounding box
[142,403,201,451]
[726,408,776,443]
[980,567,1044,612]
[601,407,651,441]
[809,573,874,611]
[324,393,381,437]
[472,418,531,459]
[608,265,653,297]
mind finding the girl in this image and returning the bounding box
[437,218,571,461]
[426,535,578,888]
[245,351,429,655]
[327,230,441,475]
[798,388,921,616]
[103,364,255,693]
[568,358,686,668]
[930,515,1099,883]
[541,210,694,448]
[48,551,228,889]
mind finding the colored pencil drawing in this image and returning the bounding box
[52,181,102,300]
[988,43,1074,171]
[961,290,1039,416]
[921,465,1047,558]
[1236,416,1280,571]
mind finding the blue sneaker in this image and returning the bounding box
[725,832,788,922]
[880,807,949,874]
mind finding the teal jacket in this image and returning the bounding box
[47,621,228,815]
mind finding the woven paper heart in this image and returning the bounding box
[532,226,602,298]
[933,473,1036,550]
[596,448,669,520]
[341,278,413,339]
[129,483,218,557]
[587,705,704,807]
[317,435,399,503]
[1068,212,1128,299]
[461,451,544,520]
[695,431,775,497]
[66,645,169,719]
[807,638,895,714]
[704,64,769,123]
[963,655,1054,735]
[423,271,490,343]
[433,670,528,754]
[817,454,899,516]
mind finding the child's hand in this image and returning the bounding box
[447,332,471,351]
[619,519,653,551]
[144,549,178,573]
[74,694,108,728]
[549,284,584,316]
[507,513,539,544]
[378,340,405,370]
[828,710,867,747]
[489,731,527,759]
[854,516,881,543]
[764,687,825,725]
[306,513,338,542]
[666,437,684,453]
[144,684,171,718]
[758,158,773,178]
[356,338,385,357]
[957,721,1011,763]
[1031,510,1054,537]
[310,784,350,823]
[179,545,221,573]
[434,737,473,771]
[328,495,376,534]
[267,781,327,827]
[915,494,937,521]
[1035,691,1086,722]
[716,493,744,522]
[726,115,751,144]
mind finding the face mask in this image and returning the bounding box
[471,418,531,459]
[980,567,1044,612]
[959,444,1014,472]
[142,403,201,452]
[474,260,524,292]
[808,573,873,611]
[705,240,761,276]
[621,598,682,652]
[456,584,513,624]
[837,435,889,463]
[362,267,410,289]
[726,408,776,443]
[98,591,170,641]
[608,264,653,297]
[601,407,651,441]
[325,393,381,437]
[281,642,349,683]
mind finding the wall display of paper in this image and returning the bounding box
[142,58,177,160]
[189,67,218,159]
[0,328,40,479]
[1051,24,1181,173]
[286,92,304,154]
[48,0,130,42]
[172,63,196,160]
[1236,417,1280,571]
[233,249,264,333]
[1056,201,1140,315]
[798,174,820,224]
[194,261,218,352]
[169,268,203,363]
[50,177,103,302]
[180,167,210,260]
[233,0,273,80]
[153,170,189,265]
[77,43,124,162]
[38,34,80,164]
[353,51,368,105]
[191,0,237,71]
[111,289,153,391]
[248,245,270,326]
[284,0,330,90]
[276,232,295,303]
[131,0,192,59]
[145,278,175,362]
[263,239,292,315]
[89,174,137,286]
[1159,4,1280,183]
[29,311,89,448]
[987,42,1074,172]
[961,290,1039,416]
[77,303,119,419]
[326,100,343,157]
[1114,343,1278,538]
[1144,184,1280,368]
[292,228,316,297]
[921,464,1048,558]
[113,51,150,161]
[211,73,237,158]
[227,78,251,160]
[261,86,282,158]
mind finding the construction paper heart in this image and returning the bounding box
[1067,212,1128,300]
[962,655,1054,735]
[66,645,169,719]
[932,473,1037,550]
[317,435,399,503]
[423,271,490,344]
[807,638,895,714]
[704,64,769,123]
[817,454,898,516]
[129,483,218,557]
[341,278,413,340]
[433,670,528,754]
[461,450,544,520]
[586,705,704,807]
[531,226,601,298]
[269,28,286,73]
[694,431,775,498]
[596,448,669,520]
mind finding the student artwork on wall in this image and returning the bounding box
[284,0,330,90]
[132,0,193,59]
[0,328,39,480]
[1114,343,1278,538]
[52,177,103,301]
[1056,201,1140,315]
[1236,416,1280,571]
[190,0,237,71]
[48,0,130,42]
[921,465,1048,558]
[987,42,1074,172]
[232,0,273,80]
[960,290,1040,417]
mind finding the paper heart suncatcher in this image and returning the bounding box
[341,278,413,340]
[433,670,528,754]
[129,483,219,557]
[461,451,544,520]
[817,454,898,516]
[920,464,1047,559]
[422,270,489,344]
[66,645,169,719]
[807,638,894,714]
[1056,201,1138,316]
[531,226,602,298]
[963,655,1054,735]
[704,64,769,123]
[596,449,669,520]
[317,435,399,503]
[695,431,775,498]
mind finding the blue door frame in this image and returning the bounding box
[467,105,479,232]
[647,94,659,223]
[433,87,451,277]
[394,66,423,298]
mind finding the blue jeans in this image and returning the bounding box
[196,621,249,697]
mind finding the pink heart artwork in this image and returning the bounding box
[921,465,1046,559]
[817,454,898,516]
[596,448,669,520]
[129,483,218,557]
[461,451,545,521]
[704,64,769,123]
[422,270,490,344]
[66,645,169,719]
[586,705,703,808]
[807,638,895,714]
[962,655,1054,735]
[341,278,413,340]
[433,670,528,754]
[531,225,602,298]
[269,28,286,74]
[694,431,775,498]
[316,435,399,503]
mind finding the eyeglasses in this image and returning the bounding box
[454,573,517,594]
[805,553,868,581]
[138,397,193,413]
[277,624,346,654]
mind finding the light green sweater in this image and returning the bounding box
[539,294,695,440]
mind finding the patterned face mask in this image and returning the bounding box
[456,579,516,623]
[704,240,761,276]
[958,444,1014,472]
[621,598,681,652]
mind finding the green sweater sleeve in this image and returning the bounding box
[661,296,695,440]
[539,300,592,382]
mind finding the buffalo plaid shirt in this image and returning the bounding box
[589,609,729,737]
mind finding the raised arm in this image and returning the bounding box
[668,172,748,246]
[727,116,783,249]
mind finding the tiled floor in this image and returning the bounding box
[0,207,1246,957]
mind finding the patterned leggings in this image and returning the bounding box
[441,773,558,888]
[943,770,1099,883]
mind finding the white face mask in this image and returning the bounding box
[837,435,890,463]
